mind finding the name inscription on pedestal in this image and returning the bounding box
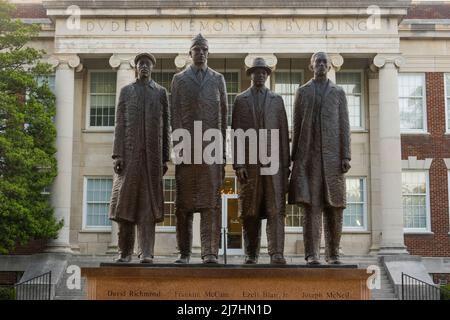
[83,267,371,300]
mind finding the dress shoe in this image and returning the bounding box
[326,256,342,265]
[244,255,258,264]
[306,256,321,266]
[139,255,153,264]
[174,254,190,264]
[114,254,132,263]
[270,253,287,265]
[202,254,218,264]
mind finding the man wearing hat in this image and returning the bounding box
[231,57,290,264]
[109,52,170,263]
[170,34,228,264]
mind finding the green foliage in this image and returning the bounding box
[0,0,62,254]
[0,286,15,300]
[440,284,450,300]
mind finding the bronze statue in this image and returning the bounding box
[288,52,351,265]
[170,34,228,264]
[109,53,170,263]
[232,58,290,265]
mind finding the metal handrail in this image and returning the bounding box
[14,271,51,300]
[401,272,441,300]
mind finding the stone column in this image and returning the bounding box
[244,54,278,89]
[328,54,344,83]
[46,55,83,253]
[372,54,408,255]
[106,54,136,254]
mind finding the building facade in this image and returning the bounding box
[7,0,450,263]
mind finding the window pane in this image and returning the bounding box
[90,72,117,127]
[398,74,425,131]
[402,171,428,229]
[285,203,303,227]
[273,71,303,132]
[158,177,177,227]
[86,178,113,227]
[344,178,365,228]
[337,72,363,129]
[223,72,240,127]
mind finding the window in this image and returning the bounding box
[285,204,303,229]
[402,171,430,231]
[398,73,426,132]
[36,74,56,94]
[222,71,240,127]
[273,70,303,131]
[445,74,450,132]
[337,72,364,129]
[88,71,116,128]
[153,70,176,94]
[344,177,367,230]
[83,177,113,230]
[157,177,176,228]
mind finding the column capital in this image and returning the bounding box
[109,54,135,70]
[329,53,344,71]
[174,54,191,69]
[373,54,405,69]
[245,54,278,69]
[48,54,83,72]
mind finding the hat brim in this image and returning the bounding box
[134,53,156,66]
[246,66,272,76]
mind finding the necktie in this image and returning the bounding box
[197,70,203,83]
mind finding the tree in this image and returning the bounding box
[0,0,62,254]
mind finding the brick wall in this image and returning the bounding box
[11,4,47,19]
[406,4,450,19]
[402,72,450,257]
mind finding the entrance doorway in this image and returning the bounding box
[220,194,243,255]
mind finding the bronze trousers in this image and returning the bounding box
[302,205,343,261]
[242,175,285,257]
[117,213,156,258]
[176,207,222,258]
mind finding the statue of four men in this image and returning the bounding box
[109,34,351,265]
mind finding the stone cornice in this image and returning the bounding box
[43,1,412,10]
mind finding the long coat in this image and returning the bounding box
[170,66,228,211]
[109,80,170,223]
[288,79,351,208]
[232,88,290,218]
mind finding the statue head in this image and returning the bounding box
[310,52,331,79]
[189,33,209,66]
[134,53,156,80]
[247,57,272,88]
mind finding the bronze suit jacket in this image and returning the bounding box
[170,66,228,210]
[109,80,170,223]
[232,87,290,218]
[288,79,351,208]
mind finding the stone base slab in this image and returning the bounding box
[81,264,371,300]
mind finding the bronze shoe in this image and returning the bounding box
[244,255,258,264]
[270,253,287,265]
[202,254,218,264]
[174,254,190,264]
[139,255,153,264]
[326,256,342,265]
[114,254,132,263]
[306,256,321,266]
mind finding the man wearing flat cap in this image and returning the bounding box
[231,57,290,264]
[109,52,170,263]
[288,52,351,265]
[171,34,228,264]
